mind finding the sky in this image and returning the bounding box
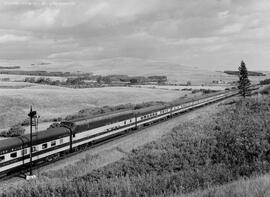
[0,0,269,70]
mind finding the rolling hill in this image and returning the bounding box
[1,58,269,84]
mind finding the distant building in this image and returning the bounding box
[212,80,226,84]
[147,76,167,83]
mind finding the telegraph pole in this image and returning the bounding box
[27,106,37,180]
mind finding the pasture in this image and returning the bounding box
[0,84,190,129]
[136,85,228,91]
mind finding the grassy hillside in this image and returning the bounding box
[179,174,270,197]
[2,95,270,197]
[0,85,188,129]
[260,85,270,94]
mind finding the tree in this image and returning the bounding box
[96,76,102,84]
[130,78,138,84]
[102,76,111,84]
[7,125,25,137]
[238,61,251,98]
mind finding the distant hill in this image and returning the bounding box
[224,70,266,76]
[0,66,20,69]
[23,58,238,85]
[1,58,269,84]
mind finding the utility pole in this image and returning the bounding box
[26,106,37,180]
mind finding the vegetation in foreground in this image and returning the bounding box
[178,173,270,197]
[1,95,270,197]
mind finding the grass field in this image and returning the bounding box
[0,85,190,129]
[178,174,270,197]
[0,81,33,88]
[136,85,228,91]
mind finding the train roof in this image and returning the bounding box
[67,104,169,125]
[170,91,226,106]
[71,110,134,126]
[66,109,134,123]
[134,104,168,115]
[0,127,69,153]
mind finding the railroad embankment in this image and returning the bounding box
[1,95,270,197]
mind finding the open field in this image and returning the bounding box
[0,84,192,129]
[0,81,34,89]
[136,85,229,91]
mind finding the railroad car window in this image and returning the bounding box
[130,120,132,122]
[51,141,56,146]
[42,143,48,149]
[10,152,17,158]
[21,149,27,155]
[73,134,76,138]
[60,139,64,144]
[124,121,126,125]
[32,146,38,152]
[0,155,4,162]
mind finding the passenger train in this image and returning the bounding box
[0,90,238,177]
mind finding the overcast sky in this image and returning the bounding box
[0,0,269,70]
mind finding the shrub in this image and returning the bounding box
[0,125,25,137]
[260,78,270,85]
[212,99,270,177]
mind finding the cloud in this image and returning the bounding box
[0,0,269,70]
[0,34,30,43]
[20,8,60,28]
[218,23,243,35]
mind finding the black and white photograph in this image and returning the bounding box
[0,0,269,196]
